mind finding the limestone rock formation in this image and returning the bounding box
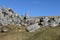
[26,23,40,32]
[0,6,60,32]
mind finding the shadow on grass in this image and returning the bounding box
[56,35,60,40]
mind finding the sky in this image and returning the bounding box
[0,0,60,17]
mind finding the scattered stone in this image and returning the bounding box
[0,27,9,33]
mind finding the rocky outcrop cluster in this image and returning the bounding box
[26,17,60,32]
[0,7,22,26]
[0,6,60,32]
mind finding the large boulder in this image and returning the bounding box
[26,23,40,32]
[55,18,60,24]
[43,17,49,22]
[49,20,59,27]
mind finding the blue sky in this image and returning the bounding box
[0,0,60,17]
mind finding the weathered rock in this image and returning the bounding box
[26,23,40,32]
[0,27,9,33]
[49,20,59,27]
[55,18,60,24]
[44,17,49,22]
[0,6,60,33]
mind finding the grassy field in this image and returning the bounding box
[22,27,60,40]
[0,26,60,40]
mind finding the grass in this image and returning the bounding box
[22,26,60,40]
[0,26,60,40]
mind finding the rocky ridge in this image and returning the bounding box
[0,6,60,32]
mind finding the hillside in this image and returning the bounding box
[22,26,60,40]
[0,26,60,40]
[0,6,60,40]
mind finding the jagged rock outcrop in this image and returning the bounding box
[0,6,60,32]
[0,7,22,27]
